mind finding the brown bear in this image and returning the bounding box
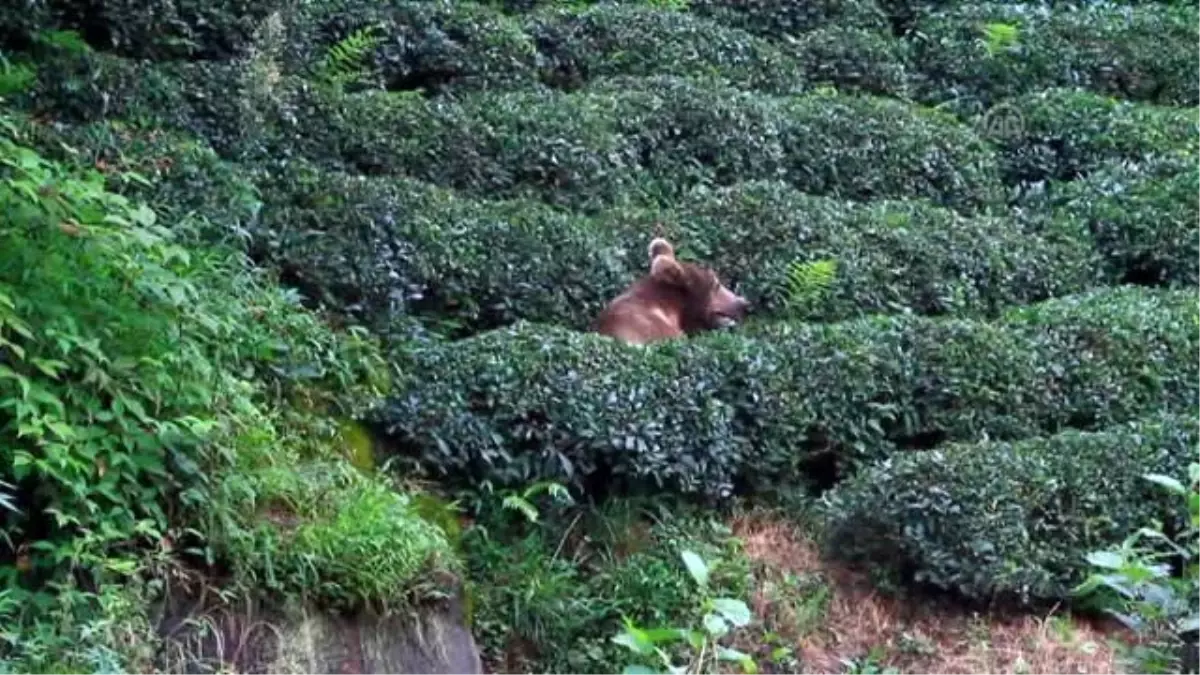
[592,237,750,345]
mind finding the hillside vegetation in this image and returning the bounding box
[0,0,1197,673]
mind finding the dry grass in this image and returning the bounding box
[729,510,1134,675]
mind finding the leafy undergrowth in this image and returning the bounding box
[463,495,753,674]
[1,0,1197,671]
[0,113,456,671]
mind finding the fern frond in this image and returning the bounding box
[778,258,837,316]
[316,23,384,89]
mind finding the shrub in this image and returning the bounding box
[246,170,1090,334]
[379,322,760,500]
[332,78,1002,212]
[982,89,1198,185]
[687,0,888,38]
[247,162,634,334]
[16,117,263,246]
[820,412,1200,604]
[376,287,1198,500]
[16,44,279,162]
[527,4,806,94]
[912,3,1200,112]
[1046,160,1199,287]
[285,0,540,95]
[0,3,53,50]
[42,0,285,60]
[782,25,913,98]
[600,181,1104,320]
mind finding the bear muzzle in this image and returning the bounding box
[711,286,750,328]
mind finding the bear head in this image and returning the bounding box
[645,237,749,333]
[592,236,750,345]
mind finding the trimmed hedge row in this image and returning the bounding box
[18,51,276,162]
[246,162,632,334]
[599,181,1104,320]
[282,0,540,95]
[821,411,1199,604]
[239,164,1102,333]
[687,0,888,37]
[25,0,282,60]
[275,1,912,98]
[980,89,1198,186]
[1046,159,1199,287]
[782,25,913,98]
[912,3,1200,111]
[526,4,806,94]
[304,77,1003,212]
[377,287,1199,500]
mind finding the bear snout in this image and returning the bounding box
[711,285,750,327]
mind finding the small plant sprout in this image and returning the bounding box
[1074,462,1199,673]
[613,549,758,674]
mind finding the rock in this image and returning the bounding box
[155,584,482,674]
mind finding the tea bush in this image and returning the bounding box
[31,0,285,60]
[912,3,1200,112]
[600,181,1104,320]
[240,166,1102,333]
[376,286,1198,500]
[318,77,1003,212]
[687,0,888,37]
[283,0,540,95]
[783,25,913,97]
[527,4,806,93]
[983,89,1198,186]
[821,411,1200,604]
[247,161,632,333]
[1044,160,1199,287]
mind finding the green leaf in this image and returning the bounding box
[623,666,660,675]
[702,612,728,637]
[640,628,688,644]
[1086,550,1125,570]
[712,598,752,627]
[718,647,759,674]
[680,549,708,588]
[1143,473,1186,495]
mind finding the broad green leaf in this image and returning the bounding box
[713,598,752,627]
[680,549,708,588]
[718,648,759,674]
[640,628,687,644]
[622,666,660,675]
[702,612,728,637]
[1086,550,1125,569]
[1143,473,1186,495]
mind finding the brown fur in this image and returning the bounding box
[592,237,749,345]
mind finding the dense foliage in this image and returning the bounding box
[0,113,453,670]
[379,286,1198,500]
[1,0,1197,670]
[821,411,1199,604]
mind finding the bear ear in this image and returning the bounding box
[648,237,675,262]
[650,253,686,287]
